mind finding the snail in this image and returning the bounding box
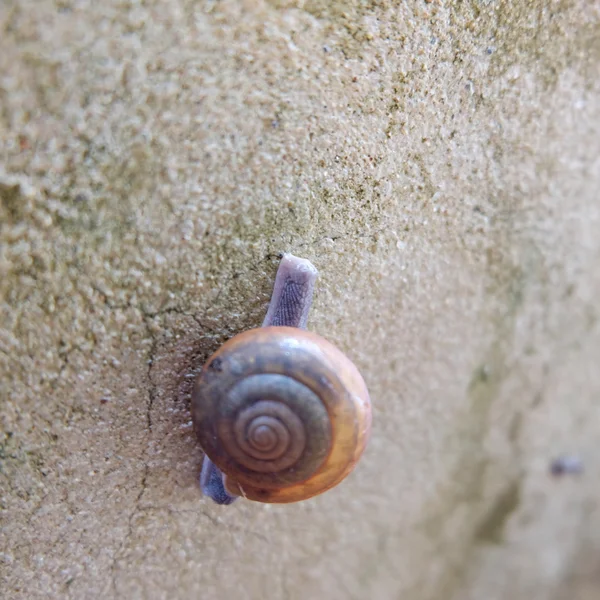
[191,253,372,504]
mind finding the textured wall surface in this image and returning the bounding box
[1,1,599,599]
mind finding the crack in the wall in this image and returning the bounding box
[145,326,158,433]
[110,461,149,599]
[108,314,157,599]
[106,305,216,596]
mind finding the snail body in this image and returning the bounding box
[192,254,372,504]
[192,326,371,503]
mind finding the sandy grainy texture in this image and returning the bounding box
[1,1,600,599]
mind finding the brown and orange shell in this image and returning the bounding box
[191,326,371,503]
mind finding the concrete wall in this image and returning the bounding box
[1,1,599,599]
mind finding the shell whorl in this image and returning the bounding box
[233,400,304,464]
[214,372,331,481]
[192,326,371,503]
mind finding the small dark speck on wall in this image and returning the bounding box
[550,455,583,476]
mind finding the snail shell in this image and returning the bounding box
[192,326,371,503]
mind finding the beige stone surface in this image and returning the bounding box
[1,1,599,599]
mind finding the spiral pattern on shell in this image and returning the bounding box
[192,326,371,503]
